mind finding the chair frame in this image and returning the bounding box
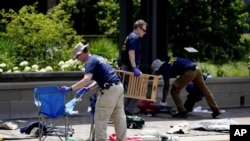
[34,85,74,141]
[115,70,160,101]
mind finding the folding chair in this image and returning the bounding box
[34,85,74,141]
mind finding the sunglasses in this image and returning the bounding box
[140,27,146,32]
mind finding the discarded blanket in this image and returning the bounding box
[190,118,238,132]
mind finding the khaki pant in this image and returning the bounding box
[95,83,127,141]
[171,67,219,112]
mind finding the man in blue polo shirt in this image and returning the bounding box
[120,19,147,114]
[60,42,127,141]
[151,57,221,118]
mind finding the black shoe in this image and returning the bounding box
[212,110,221,118]
[172,111,188,118]
[184,98,195,112]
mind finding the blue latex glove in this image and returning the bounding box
[60,86,72,93]
[132,67,141,77]
[76,87,90,97]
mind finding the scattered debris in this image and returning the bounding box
[167,122,190,134]
[0,122,18,130]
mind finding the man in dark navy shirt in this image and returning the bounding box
[60,43,127,141]
[120,19,147,76]
[151,57,221,118]
[120,19,147,114]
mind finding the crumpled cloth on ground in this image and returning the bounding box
[136,129,180,141]
[190,118,238,131]
[0,122,18,130]
[167,122,190,134]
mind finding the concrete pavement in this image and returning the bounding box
[0,106,250,141]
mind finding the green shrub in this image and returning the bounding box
[0,0,83,69]
[197,61,249,77]
[89,38,119,68]
[0,38,119,72]
[0,37,16,70]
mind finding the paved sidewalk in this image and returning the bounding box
[0,106,250,141]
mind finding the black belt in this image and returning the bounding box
[101,82,120,89]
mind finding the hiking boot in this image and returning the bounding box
[212,109,221,118]
[172,111,188,118]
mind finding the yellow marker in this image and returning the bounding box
[122,36,128,51]
[168,57,177,66]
